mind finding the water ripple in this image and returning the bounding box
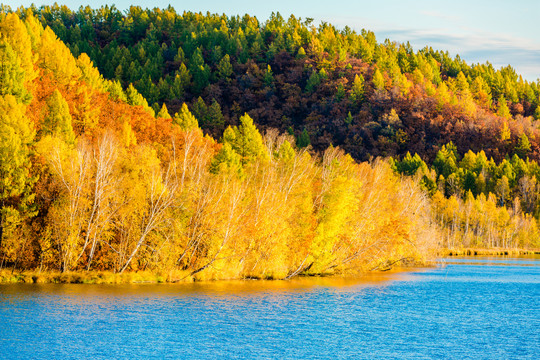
[1,257,539,359]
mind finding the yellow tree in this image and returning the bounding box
[36,137,91,271]
[116,145,179,273]
[0,95,35,266]
[310,147,358,273]
[80,132,120,270]
[0,13,36,87]
[186,174,247,279]
[38,26,81,86]
[76,53,105,91]
[125,84,155,117]
[0,40,31,102]
[497,95,511,119]
[372,68,385,91]
[157,103,171,119]
[41,89,76,144]
[350,74,364,104]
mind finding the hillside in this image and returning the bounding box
[0,11,446,280]
[0,7,539,283]
[22,4,540,164]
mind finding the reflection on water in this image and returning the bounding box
[1,269,414,298]
[0,257,538,360]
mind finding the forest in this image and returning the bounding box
[23,4,540,161]
[0,6,539,282]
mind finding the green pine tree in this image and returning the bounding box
[210,142,243,176]
[224,113,268,165]
[305,71,320,93]
[189,48,210,94]
[263,65,274,87]
[173,103,199,131]
[205,99,225,131]
[192,97,208,124]
[217,54,233,80]
[515,133,531,159]
[297,128,310,148]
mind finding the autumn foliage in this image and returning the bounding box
[16,5,540,164]
[0,12,444,279]
[0,8,538,282]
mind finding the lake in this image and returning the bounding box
[1,257,539,359]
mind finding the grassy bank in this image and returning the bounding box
[5,251,533,284]
[0,269,197,284]
[439,248,540,256]
[0,259,424,284]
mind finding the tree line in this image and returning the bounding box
[392,147,540,249]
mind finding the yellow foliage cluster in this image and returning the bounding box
[432,191,540,250]
[0,13,441,280]
[31,128,439,279]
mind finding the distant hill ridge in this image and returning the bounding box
[8,4,539,163]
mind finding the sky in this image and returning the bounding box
[3,0,540,81]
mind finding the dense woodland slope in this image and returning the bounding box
[0,11,442,279]
[24,5,540,161]
[23,5,540,220]
[0,7,539,281]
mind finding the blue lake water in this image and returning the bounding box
[1,256,539,359]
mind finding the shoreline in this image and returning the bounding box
[2,250,538,284]
[0,265,419,285]
[439,248,540,256]
[0,270,184,285]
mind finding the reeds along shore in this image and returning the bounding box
[440,248,540,256]
[0,269,189,284]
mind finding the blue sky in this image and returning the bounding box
[4,0,540,81]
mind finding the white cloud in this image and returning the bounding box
[313,11,540,81]
[418,10,463,24]
[371,27,540,81]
